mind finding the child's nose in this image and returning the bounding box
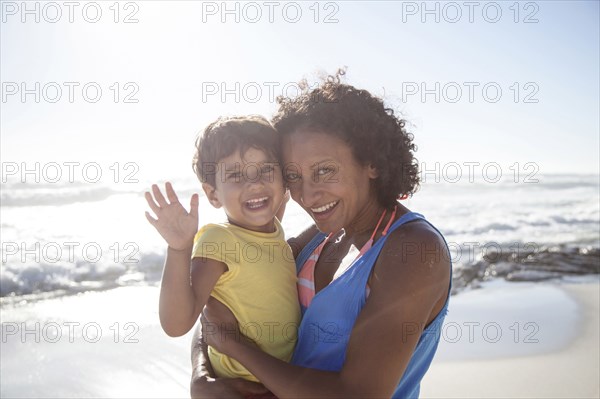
[245,175,266,190]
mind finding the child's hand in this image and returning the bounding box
[145,182,199,251]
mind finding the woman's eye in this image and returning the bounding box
[317,167,333,176]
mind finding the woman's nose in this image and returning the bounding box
[298,179,322,208]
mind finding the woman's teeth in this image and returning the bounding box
[311,201,338,213]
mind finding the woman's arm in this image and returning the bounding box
[190,315,270,399]
[205,223,450,398]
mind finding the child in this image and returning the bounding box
[144,115,300,383]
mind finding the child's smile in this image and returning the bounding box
[205,147,285,233]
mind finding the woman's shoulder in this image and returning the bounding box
[374,215,451,296]
[367,217,451,326]
[384,214,448,257]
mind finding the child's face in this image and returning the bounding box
[203,147,285,233]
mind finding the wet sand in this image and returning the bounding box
[421,278,600,398]
[1,279,598,398]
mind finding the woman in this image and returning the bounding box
[192,71,452,399]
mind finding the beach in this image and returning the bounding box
[421,277,600,399]
[0,286,192,398]
[2,0,599,396]
[1,277,598,398]
[1,175,598,398]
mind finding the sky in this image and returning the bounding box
[1,0,599,186]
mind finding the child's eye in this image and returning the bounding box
[226,172,241,181]
[261,164,275,174]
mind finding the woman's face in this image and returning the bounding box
[281,128,378,233]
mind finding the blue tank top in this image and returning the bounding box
[291,212,451,399]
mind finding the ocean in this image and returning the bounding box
[1,173,599,304]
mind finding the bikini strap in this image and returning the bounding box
[381,205,398,236]
[367,208,388,243]
[295,231,328,274]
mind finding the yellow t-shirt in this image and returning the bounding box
[192,219,300,382]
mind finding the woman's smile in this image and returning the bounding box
[282,129,379,234]
[309,200,340,220]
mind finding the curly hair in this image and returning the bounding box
[272,69,420,208]
[192,115,280,187]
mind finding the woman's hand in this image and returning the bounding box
[145,182,199,251]
[191,377,270,399]
[201,297,253,356]
[191,319,271,399]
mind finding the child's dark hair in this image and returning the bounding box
[272,68,420,208]
[192,115,280,187]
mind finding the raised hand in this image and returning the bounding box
[145,182,199,251]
